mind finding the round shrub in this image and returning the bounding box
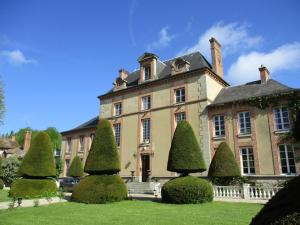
[68,156,84,178]
[0,179,4,189]
[72,175,127,204]
[161,176,213,204]
[9,178,57,198]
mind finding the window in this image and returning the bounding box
[241,147,255,175]
[144,66,151,80]
[79,136,84,152]
[142,96,151,111]
[67,137,72,153]
[175,112,186,124]
[274,107,290,131]
[113,123,121,147]
[114,102,122,116]
[142,119,150,143]
[176,63,184,70]
[175,88,185,104]
[279,144,296,174]
[214,115,225,137]
[238,111,251,134]
[65,159,70,173]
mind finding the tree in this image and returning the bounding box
[167,121,206,175]
[1,155,21,186]
[68,156,84,178]
[0,78,5,125]
[44,127,62,150]
[208,142,241,184]
[15,127,38,148]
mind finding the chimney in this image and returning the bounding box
[259,65,270,83]
[209,37,224,78]
[119,69,128,80]
[23,130,32,152]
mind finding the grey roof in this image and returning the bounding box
[211,79,295,106]
[61,116,99,134]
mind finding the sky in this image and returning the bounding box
[0,0,300,134]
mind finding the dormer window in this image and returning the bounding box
[144,66,151,81]
[176,63,185,70]
[171,58,190,75]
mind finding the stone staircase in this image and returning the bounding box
[127,182,154,194]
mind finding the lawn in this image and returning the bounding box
[0,190,11,202]
[0,200,262,225]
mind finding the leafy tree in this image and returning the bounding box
[68,156,84,177]
[55,157,64,178]
[1,155,22,185]
[167,121,206,175]
[15,127,38,148]
[45,127,62,150]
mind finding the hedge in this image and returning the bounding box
[9,178,57,198]
[271,212,300,225]
[71,175,127,204]
[161,176,213,204]
[167,121,206,174]
[84,119,120,175]
[68,156,84,177]
[0,179,3,189]
[18,132,56,177]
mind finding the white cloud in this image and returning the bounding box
[0,49,37,66]
[178,22,263,57]
[147,26,175,51]
[227,42,300,84]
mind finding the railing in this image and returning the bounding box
[213,186,243,199]
[248,186,281,199]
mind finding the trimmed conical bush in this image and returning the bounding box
[167,121,206,174]
[208,142,241,179]
[68,156,84,178]
[18,132,56,177]
[84,119,120,175]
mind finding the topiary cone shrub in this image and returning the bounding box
[72,119,127,204]
[250,175,300,225]
[162,121,212,204]
[9,132,57,198]
[208,142,241,185]
[68,156,84,178]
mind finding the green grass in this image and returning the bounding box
[0,190,11,202]
[0,200,262,225]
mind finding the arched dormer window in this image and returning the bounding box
[171,58,190,75]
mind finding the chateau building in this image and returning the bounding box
[61,38,300,182]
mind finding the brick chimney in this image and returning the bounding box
[23,130,32,152]
[119,69,128,80]
[210,37,224,78]
[259,65,270,83]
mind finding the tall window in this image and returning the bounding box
[279,144,296,174]
[274,107,290,131]
[142,96,151,111]
[65,159,70,173]
[67,137,72,153]
[175,112,186,125]
[114,102,122,116]
[214,115,225,137]
[238,111,251,134]
[142,119,150,143]
[79,136,84,152]
[175,88,185,104]
[113,123,121,147]
[144,66,151,80]
[241,147,255,175]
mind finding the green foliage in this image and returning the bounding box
[44,127,62,150]
[18,132,56,177]
[0,79,5,125]
[1,155,21,185]
[71,175,127,204]
[161,176,213,204]
[208,142,241,185]
[55,157,63,178]
[84,119,120,175]
[250,176,300,225]
[15,128,38,148]
[68,156,84,177]
[270,212,300,225]
[0,179,3,189]
[167,121,206,174]
[292,110,300,141]
[9,178,57,198]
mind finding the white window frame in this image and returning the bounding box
[113,123,121,147]
[114,102,122,116]
[175,112,186,125]
[141,119,150,143]
[238,111,251,135]
[175,88,185,104]
[144,66,151,81]
[273,107,290,131]
[79,136,85,152]
[214,115,225,137]
[240,147,255,175]
[142,96,151,111]
[279,144,296,175]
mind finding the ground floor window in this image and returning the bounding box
[279,144,296,174]
[65,159,70,174]
[240,147,255,175]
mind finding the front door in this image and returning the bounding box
[141,154,150,182]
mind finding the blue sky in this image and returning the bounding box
[0,0,300,134]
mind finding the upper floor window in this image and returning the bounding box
[274,107,290,131]
[113,123,121,147]
[142,96,151,111]
[238,111,251,134]
[214,115,225,137]
[142,119,151,143]
[144,66,151,81]
[67,137,72,153]
[114,102,122,116]
[279,144,296,174]
[175,88,185,104]
[175,112,186,124]
[79,136,84,152]
[241,147,255,175]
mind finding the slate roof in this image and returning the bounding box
[61,116,99,134]
[210,79,296,106]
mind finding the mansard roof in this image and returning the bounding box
[61,116,99,135]
[210,79,296,106]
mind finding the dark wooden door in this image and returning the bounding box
[141,155,150,182]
